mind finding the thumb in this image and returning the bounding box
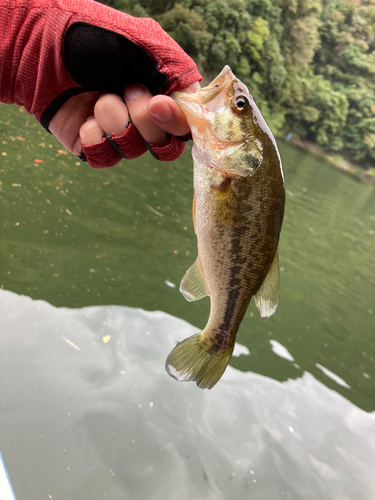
[148,82,200,137]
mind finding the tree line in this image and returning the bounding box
[101,0,375,168]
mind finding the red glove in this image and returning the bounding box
[0,0,201,167]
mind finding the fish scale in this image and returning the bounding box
[166,66,285,389]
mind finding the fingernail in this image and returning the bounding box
[148,100,172,122]
[124,85,145,101]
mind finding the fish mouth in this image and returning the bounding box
[171,66,237,129]
[200,65,236,97]
[172,66,235,106]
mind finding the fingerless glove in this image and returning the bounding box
[0,0,201,166]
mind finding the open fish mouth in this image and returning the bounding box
[171,65,237,118]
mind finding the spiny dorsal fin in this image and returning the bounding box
[254,251,280,318]
[180,258,209,302]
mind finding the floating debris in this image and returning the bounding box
[316,363,351,389]
[146,204,163,217]
[270,340,294,362]
[102,335,111,344]
[61,335,80,351]
[164,280,176,288]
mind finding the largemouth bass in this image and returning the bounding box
[166,66,285,389]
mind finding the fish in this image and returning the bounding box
[166,65,285,389]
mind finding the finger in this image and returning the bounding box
[49,91,100,155]
[124,84,168,146]
[94,93,129,137]
[148,81,201,137]
[148,96,190,137]
[80,116,105,146]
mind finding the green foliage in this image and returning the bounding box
[281,0,322,70]
[245,17,270,62]
[285,73,348,149]
[97,0,148,16]
[340,86,375,162]
[97,0,130,11]
[159,4,212,64]
[190,0,252,74]
[99,0,375,168]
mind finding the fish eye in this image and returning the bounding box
[233,95,250,113]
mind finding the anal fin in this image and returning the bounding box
[180,258,209,302]
[254,251,280,318]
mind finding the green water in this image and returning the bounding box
[0,102,374,415]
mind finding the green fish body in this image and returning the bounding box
[166,66,285,389]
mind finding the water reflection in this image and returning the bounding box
[1,289,374,500]
[1,104,374,412]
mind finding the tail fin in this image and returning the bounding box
[165,332,234,389]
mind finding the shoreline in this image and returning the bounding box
[286,137,375,187]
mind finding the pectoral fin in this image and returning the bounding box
[254,251,280,318]
[180,258,209,302]
[213,180,240,225]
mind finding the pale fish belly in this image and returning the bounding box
[194,156,277,348]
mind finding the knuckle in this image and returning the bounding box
[94,94,119,119]
[129,106,150,129]
[80,119,103,146]
[94,94,129,136]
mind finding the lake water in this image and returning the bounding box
[0,103,374,499]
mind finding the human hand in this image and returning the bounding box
[49,81,200,161]
[81,82,200,149]
[0,0,202,167]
